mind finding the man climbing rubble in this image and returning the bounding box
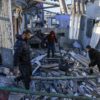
[45,31,57,58]
[13,29,32,90]
[86,45,100,74]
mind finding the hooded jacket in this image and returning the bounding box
[47,31,57,44]
[13,35,31,66]
[88,48,100,66]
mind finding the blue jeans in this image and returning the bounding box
[47,43,55,58]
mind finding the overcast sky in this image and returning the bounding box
[44,0,72,13]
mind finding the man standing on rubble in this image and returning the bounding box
[86,45,100,74]
[46,31,57,58]
[14,30,32,90]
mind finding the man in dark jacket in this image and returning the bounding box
[86,45,100,74]
[46,31,57,58]
[14,30,32,90]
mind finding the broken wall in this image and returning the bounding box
[54,14,72,47]
[0,0,14,66]
[79,1,100,50]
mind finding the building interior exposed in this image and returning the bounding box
[0,0,100,100]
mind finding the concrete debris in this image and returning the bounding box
[0,50,100,100]
[29,50,100,99]
[31,54,46,66]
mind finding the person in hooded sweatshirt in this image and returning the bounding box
[46,31,57,58]
[13,30,32,90]
[86,45,100,74]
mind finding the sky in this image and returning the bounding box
[44,0,72,13]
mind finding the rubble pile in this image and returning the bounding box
[0,49,99,100]
[30,49,100,100]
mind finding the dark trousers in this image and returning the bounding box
[16,64,32,90]
[47,43,55,58]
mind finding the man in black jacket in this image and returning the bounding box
[86,45,100,74]
[14,30,32,90]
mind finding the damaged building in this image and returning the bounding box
[0,0,100,100]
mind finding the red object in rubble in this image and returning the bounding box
[0,91,10,100]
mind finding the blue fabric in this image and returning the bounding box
[47,43,55,57]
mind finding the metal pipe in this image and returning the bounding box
[43,10,60,14]
[0,87,92,99]
[33,0,59,6]
[43,5,59,9]
[31,75,100,80]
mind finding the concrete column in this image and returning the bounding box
[59,0,67,14]
[69,0,75,39]
[9,0,14,49]
[80,0,85,14]
[0,0,13,67]
[69,0,82,40]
